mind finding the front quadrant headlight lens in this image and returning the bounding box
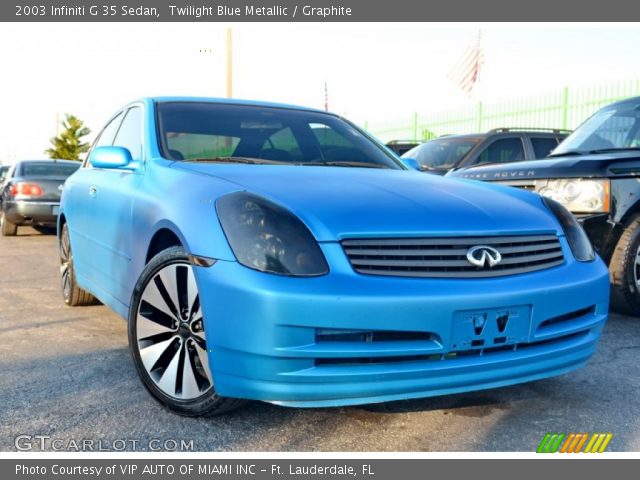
[542,197,596,262]
[216,192,329,276]
[535,178,610,213]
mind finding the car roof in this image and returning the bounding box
[138,96,328,115]
[601,96,640,110]
[432,130,565,141]
[435,134,485,140]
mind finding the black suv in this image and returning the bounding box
[449,96,640,314]
[402,128,569,175]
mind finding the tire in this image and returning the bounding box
[610,215,640,315]
[1,211,17,236]
[60,223,98,306]
[128,246,245,416]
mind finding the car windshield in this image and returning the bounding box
[552,101,640,156]
[21,162,80,177]
[156,102,402,169]
[402,138,479,169]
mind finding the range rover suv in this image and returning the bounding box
[450,97,640,314]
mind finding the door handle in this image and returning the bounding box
[89,186,97,197]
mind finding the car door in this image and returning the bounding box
[64,111,125,285]
[87,106,145,306]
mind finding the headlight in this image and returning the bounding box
[216,192,329,276]
[535,179,610,213]
[542,197,595,262]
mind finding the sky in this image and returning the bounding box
[1,23,640,162]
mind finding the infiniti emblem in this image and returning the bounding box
[466,245,502,268]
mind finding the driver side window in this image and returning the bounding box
[84,112,124,168]
[113,107,143,161]
[473,137,525,166]
[260,127,303,162]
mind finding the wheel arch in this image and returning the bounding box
[57,212,67,238]
[603,199,640,263]
[145,225,186,264]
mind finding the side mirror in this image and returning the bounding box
[401,157,421,171]
[89,146,132,169]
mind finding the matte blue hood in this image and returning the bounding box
[174,164,562,241]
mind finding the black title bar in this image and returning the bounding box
[4,0,640,21]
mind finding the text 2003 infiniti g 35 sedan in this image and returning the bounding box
[59,97,610,415]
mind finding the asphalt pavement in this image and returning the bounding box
[1,228,639,452]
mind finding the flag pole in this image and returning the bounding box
[225,28,233,99]
[324,81,328,112]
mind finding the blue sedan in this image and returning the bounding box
[59,97,609,416]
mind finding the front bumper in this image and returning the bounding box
[3,201,59,226]
[195,239,610,407]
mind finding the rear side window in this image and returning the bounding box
[531,137,560,158]
[473,137,525,165]
[113,107,143,161]
[21,163,80,177]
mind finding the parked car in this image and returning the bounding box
[0,159,80,236]
[385,140,420,156]
[402,128,570,175]
[59,97,608,416]
[449,96,640,314]
[0,165,9,184]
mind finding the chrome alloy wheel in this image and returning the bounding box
[60,225,72,301]
[135,262,212,400]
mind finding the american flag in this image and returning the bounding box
[448,32,484,97]
[324,81,329,111]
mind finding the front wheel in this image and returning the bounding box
[610,215,640,315]
[128,246,245,416]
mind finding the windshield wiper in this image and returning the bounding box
[587,147,640,154]
[420,165,449,171]
[547,150,588,158]
[456,161,509,170]
[183,156,289,165]
[300,161,389,169]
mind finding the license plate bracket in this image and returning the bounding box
[451,305,532,351]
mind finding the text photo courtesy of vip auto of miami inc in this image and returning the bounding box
[1,7,640,472]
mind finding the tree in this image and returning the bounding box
[45,114,91,161]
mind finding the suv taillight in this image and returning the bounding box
[10,182,44,196]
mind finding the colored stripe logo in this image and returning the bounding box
[537,433,613,453]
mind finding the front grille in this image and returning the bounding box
[316,329,433,343]
[314,330,589,366]
[538,306,596,330]
[342,235,564,278]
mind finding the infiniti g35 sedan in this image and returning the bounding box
[58,97,610,416]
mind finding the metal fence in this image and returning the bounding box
[366,79,640,143]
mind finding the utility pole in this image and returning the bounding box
[226,28,233,98]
